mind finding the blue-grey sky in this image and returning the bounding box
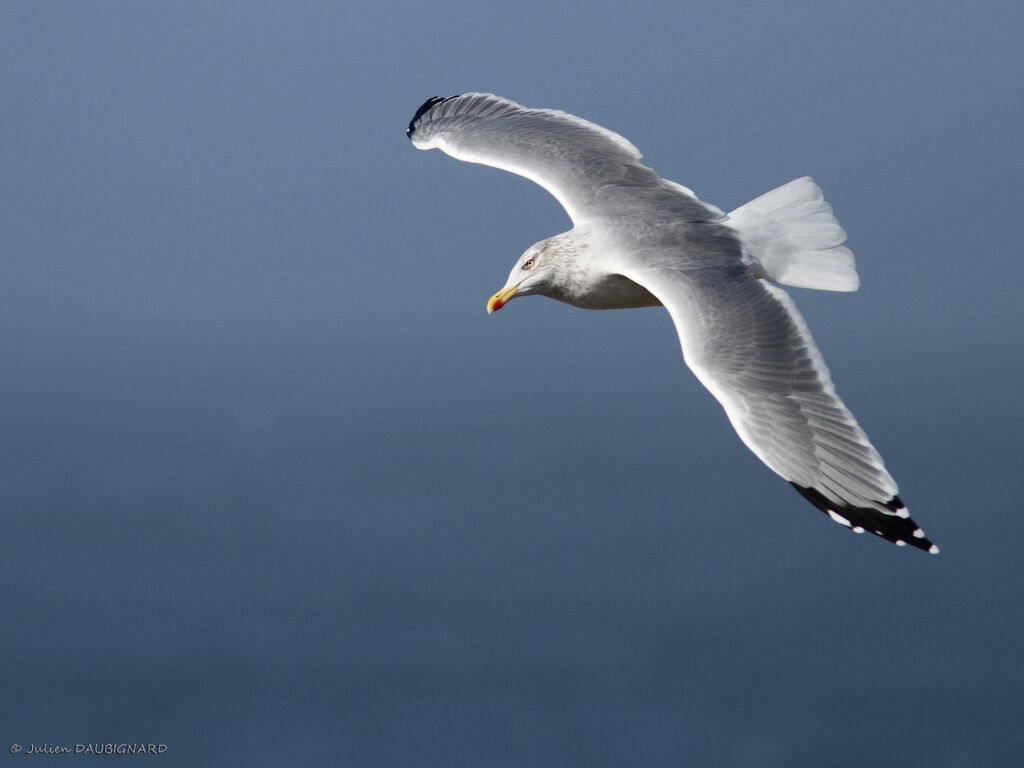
[2,1,1022,765]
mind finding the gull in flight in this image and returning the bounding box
[407,93,937,553]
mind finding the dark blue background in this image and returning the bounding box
[2,1,1021,765]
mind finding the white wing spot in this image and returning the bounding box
[895,507,910,519]
[852,526,865,534]
[912,528,925,538]
[895,540,907,547]
[827,510,852,528]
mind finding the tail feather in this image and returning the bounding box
[727,177,859,292]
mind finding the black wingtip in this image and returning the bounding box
[407,94,459,139]
[790,483,938,554]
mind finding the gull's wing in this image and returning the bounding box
[407,93,713,225]
[622,261,938,553]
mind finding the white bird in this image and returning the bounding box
[407,93,937,553]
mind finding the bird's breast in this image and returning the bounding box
[556,272,662,310]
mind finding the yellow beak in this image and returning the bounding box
[486,282,522,314]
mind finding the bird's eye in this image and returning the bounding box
[522,258,536,270]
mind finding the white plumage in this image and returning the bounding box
[408,93,936,553]
[727,177,860,292]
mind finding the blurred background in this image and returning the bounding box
[2,1,1021,765]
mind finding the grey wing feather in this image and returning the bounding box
[624,261,937,551]
[407,93,711,224]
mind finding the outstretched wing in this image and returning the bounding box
[622,261,938,553]
[407,93,709,225]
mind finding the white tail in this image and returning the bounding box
[726,177,859,292]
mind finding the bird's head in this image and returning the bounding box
[486,234,578,313]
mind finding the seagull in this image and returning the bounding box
[407,93,937,554]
